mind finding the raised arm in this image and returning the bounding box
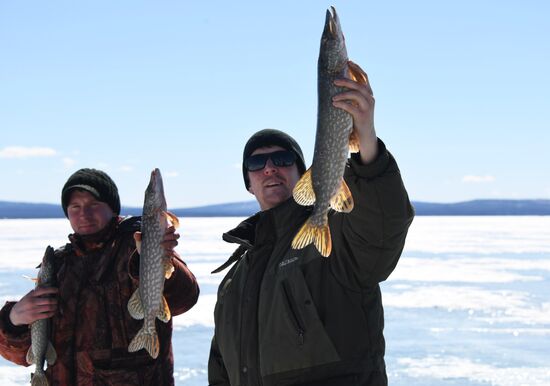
[330,61,414,288]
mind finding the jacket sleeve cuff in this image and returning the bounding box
[0,302,28,336]
[348,138,390,179]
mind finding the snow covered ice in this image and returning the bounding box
[1,216,549,385]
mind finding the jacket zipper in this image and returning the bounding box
[282,280,306,345]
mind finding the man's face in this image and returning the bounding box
[67,190,115,235]
[247,145,301,211]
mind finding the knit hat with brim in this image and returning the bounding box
[242,129,306,190]
[61,168,120,217]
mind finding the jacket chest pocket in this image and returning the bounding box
[258,267,341,377]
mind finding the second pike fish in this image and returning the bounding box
[128,168,179,358]
[27,246,57,386]
[292,7,367,257]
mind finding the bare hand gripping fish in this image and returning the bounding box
[128,168,179,358]
[292,7,367,257]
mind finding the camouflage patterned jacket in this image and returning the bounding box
[0,216,199,385]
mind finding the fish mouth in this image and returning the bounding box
[324,6,339,38]
[148,168,165,196]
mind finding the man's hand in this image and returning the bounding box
[332,60,378,164]
[133,225,180,258]
[9,287,58,326]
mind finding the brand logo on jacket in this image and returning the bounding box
[279,256,299,268]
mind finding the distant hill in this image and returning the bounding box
[411,199,550,215]
[1,199,549,219]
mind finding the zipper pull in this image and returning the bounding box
[298,329,305,345]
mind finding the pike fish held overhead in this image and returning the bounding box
[292,7,366,257]
[128,168,179,359]
[27,246,57,386]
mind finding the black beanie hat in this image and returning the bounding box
[242,129,306,190]
[61,168,121,217]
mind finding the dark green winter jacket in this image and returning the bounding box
[208,141,414,386]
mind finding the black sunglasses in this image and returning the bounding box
[244,150,297,172]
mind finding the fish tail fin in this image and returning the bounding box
[164,211,180,228]
[293,168,316,206]
[128,324,160,359]
[163,258,175,279]
[292,218,332,257]
[127,289,145,320]
[330,179,354,213]
[157,295,171,323]
[46,341,57,365]
[31,370,48,386]
[26,346,34,365]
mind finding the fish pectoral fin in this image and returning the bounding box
[292,168,316,206]
[26,346,34,365]
[292,218,332,257]
[163,258,175,279]
[330,179,354,213]
[157,295,171,323]
[46,341,57,365]
[128,326,160,359]
[347,60,368,154]
[127,289,145,320]
[164,211,180,229]
[349,130,360,153]
[348,60,369,84]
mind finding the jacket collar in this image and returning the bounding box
[69,217,120,256]
[212,198,311,273]
[66,216,139,282]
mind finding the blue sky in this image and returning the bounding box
[1,0,549,208]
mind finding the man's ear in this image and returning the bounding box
[247,186,255,195]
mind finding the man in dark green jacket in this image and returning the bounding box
[208,63,414,386]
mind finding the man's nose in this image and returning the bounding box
[263,158,278,175]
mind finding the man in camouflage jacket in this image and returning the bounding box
[0,168,199,385]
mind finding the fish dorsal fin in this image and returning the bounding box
[127,289,144,320]
[164,211,180,229]
[46,342,57,366]
[293,168,316,206]
[157,296,171,323]
[330,179,354,213]
[26,346,34,365]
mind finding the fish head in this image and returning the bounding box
[36,246,56,287]
[319,6,348,73]
[143,168,167,214]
